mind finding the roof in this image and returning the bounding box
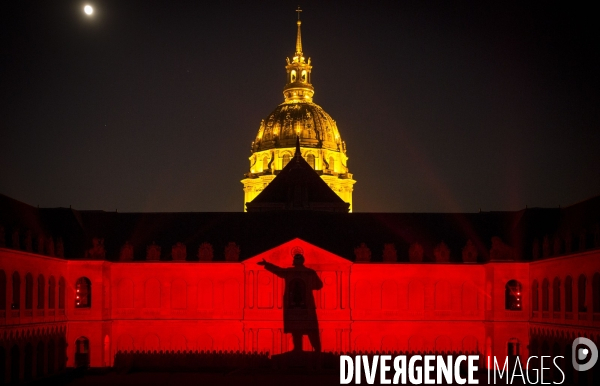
[246,138,349,213]
[1,193,599,263]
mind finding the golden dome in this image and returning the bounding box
[242,9,355,212]
[252,102,346,153]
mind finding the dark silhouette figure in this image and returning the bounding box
[258,254,323,352]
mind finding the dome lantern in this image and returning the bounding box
[284,11,314,103]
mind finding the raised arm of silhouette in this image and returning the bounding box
[258,254,323,352]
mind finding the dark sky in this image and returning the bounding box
[1,1,599,213]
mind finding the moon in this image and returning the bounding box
[84,5,93,15]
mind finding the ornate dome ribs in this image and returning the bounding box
[253,102,342,153]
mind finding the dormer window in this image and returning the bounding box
[505,280,522,310]
[75,277,91,308]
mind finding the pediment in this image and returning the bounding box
[243,238,352,270]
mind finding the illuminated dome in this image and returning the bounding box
[253,102,345,153]
[242,12,356,211]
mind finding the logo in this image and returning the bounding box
[572,337,598,372]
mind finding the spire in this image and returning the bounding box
[283,7,314,103]
[295,7,303,56]
[295,20,303,56]
[294,135,302,160]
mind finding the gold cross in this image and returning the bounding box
[296,6,302,20]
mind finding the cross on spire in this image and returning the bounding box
[296,6,302,20]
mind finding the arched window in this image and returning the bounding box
[565,276,573,312]
[36,341,44,378]
[578,275,587,312]
[542,279,549,312]
[531,280,539,312]
[12,272,20,309]
[75,277,91,308]
[57,337,66,370]
[553,277,561,312]
[282,154,291,168]
[10,345,19,384]
[290,70,297,83]
[328,156,335,172]
[58,277,65,309]
[37,275,45,309]
[593,272,600,313]
[301,70,307,82]
[75,337,90,368]
[306,154,315,169]
[48,276,56,309]
[24,343,33,382]
[507,339,520,364]
[25,273,33,310]
[262,156,269,171]
[47,339,55,374]
[0,270,6,311]
[505,280,522,310]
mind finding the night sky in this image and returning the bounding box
[1,1,599,213]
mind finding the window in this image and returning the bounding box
[542,279,549,312]
[328,157,335,171]
[12,272,20,309]
[262,156,269,171]
[578,275,587,312]
[25,273,33,309]
[565,276,573,312]
[58,277,65,309]
[47,339,55,374]
[58,338,66,370]
[0,270,5,311]
[10,345,19,384]
[48,276,56,309]
[532,280,539,311]
[290,70,296,83]
[553,278,561,312]
[594,273,600,313]
[37,275,45,309]
[75,277,91,308]
[301,70,307,82]
[306,154,315,169]
[508,339,520,361]
[24,343,33,382]
[36,341,44,378]
[505,280,522,310]
[75,337,90,368]
[282,154,291,168]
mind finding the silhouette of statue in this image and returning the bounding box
[258,253,323,352]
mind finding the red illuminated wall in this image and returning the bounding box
[2,238,600,382]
